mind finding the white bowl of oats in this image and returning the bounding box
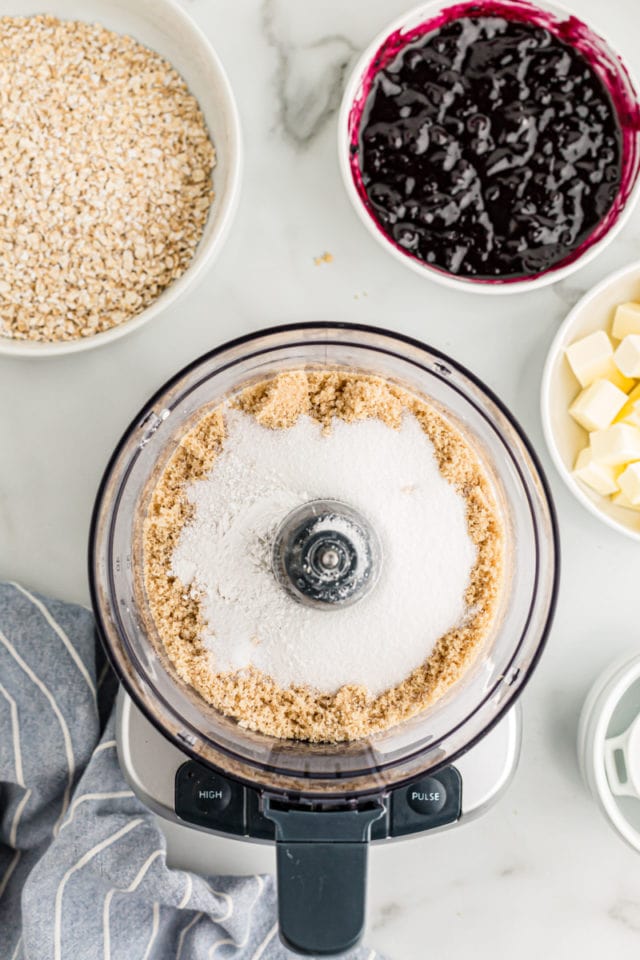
[0,0,242,356]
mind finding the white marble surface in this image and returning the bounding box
[2,0,640,956]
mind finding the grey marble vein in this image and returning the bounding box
[609,899,640,933]
[550,278,593,310]
[261,0,358,147]
[371,901,404,931]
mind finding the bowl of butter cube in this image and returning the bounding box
[542,260,640,540]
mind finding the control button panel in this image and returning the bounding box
[175,761,245,836]
[193,773,232,812]
[406,777,447,815]
[390,766,461,837]
[175,761,461,840]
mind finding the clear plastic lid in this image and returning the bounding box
[89,324,558,797]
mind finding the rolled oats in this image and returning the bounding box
[0,16,216,342]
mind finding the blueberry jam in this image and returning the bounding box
[356,16,623,278]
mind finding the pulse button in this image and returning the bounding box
[193,773,232,812]
[406,777,447,815]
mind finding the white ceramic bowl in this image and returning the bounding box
[0,0,242,357]
[578,653,640,853]
[541,260,640,541]
[337,0,640,295]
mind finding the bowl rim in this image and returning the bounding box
[0,0,243,358]
[579,653,640,852]
[337,0,640,296]
[541,257,640,543]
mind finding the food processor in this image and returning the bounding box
[89,323,559,956]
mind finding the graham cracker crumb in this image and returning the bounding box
[143,371,504,742]
[313,252,334,266]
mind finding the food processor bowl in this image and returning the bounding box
[89,323,558,955]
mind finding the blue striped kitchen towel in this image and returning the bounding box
[0,582,383,960]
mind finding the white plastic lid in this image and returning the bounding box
[578,653,640,852]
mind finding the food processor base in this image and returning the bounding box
[92,325,556,955]
[116,689,522,874]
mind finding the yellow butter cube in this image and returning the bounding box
[569,379,628,431]
[612,302,640,340]
[615,383,640,425]
[566,331,615,387]
[618,462,640,505]
[618,397,640,428]
[615,383,640,423]
[573,447,621,495]
[612,490,640,511]
[614,335,640,378]
[590,423,640,465]
[604,359,635,393]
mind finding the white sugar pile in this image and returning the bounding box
[172,408,477,696]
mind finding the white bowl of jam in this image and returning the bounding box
[338,0,640,294]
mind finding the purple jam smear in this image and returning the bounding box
[356,16,622,278]
[350,2,640,283]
